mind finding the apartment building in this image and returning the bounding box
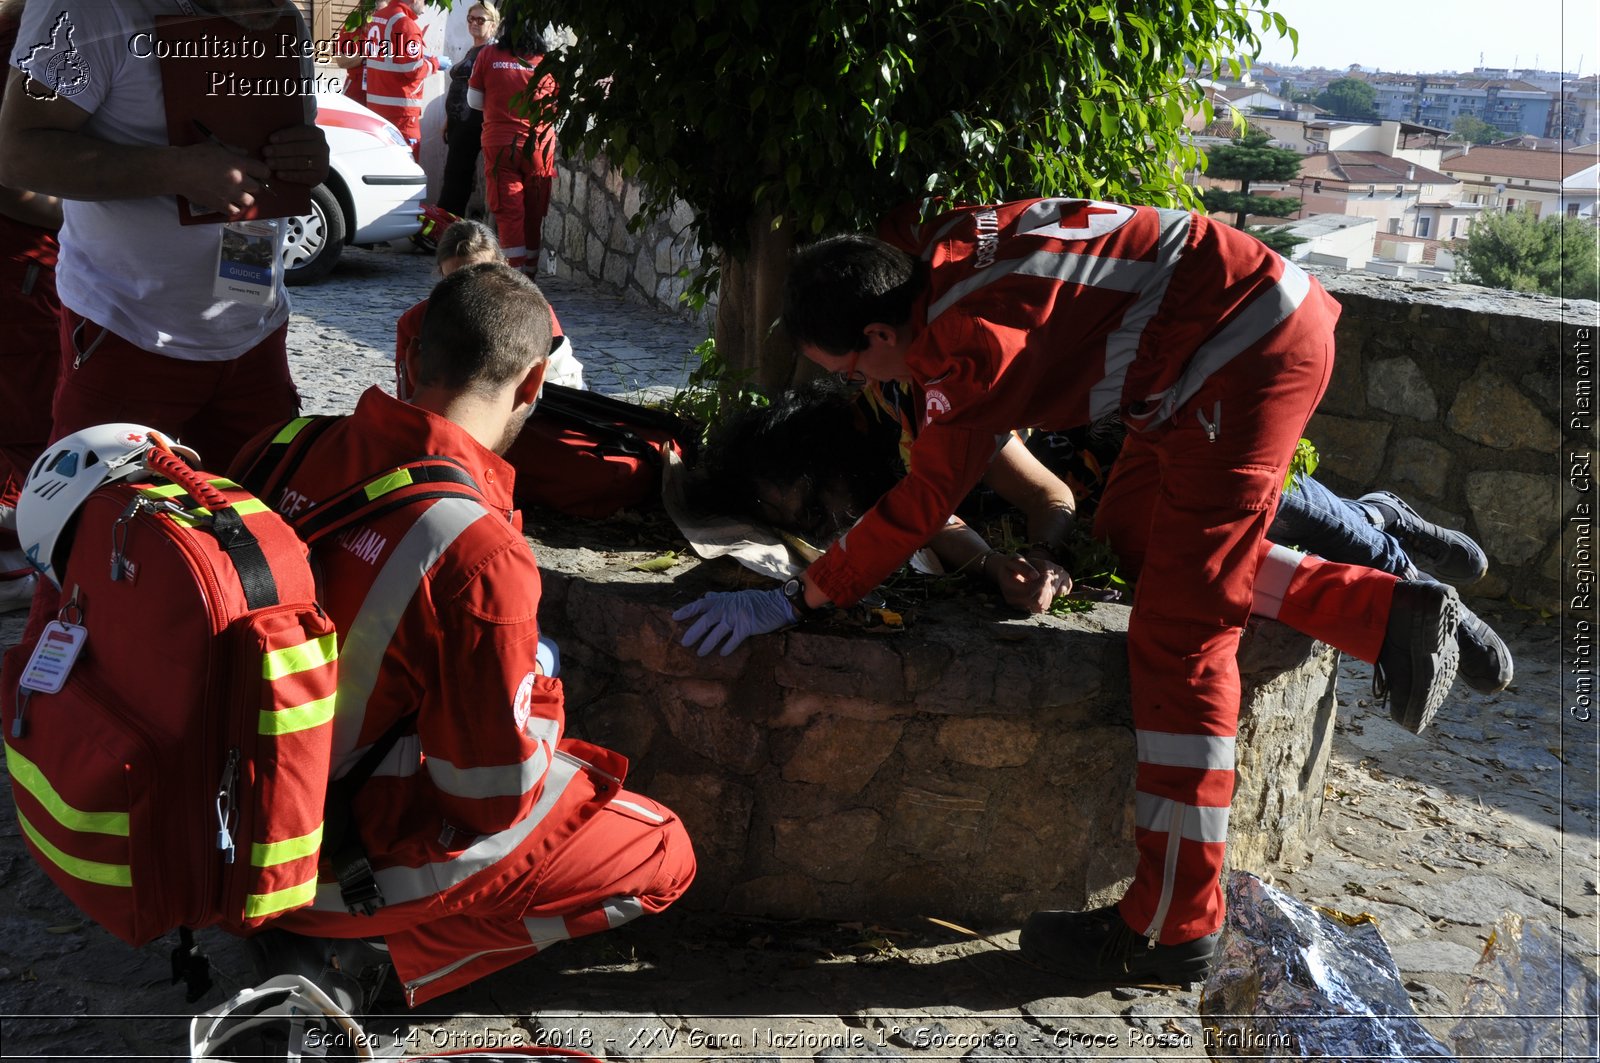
[1371,75,1553,137]
[1438,143,1600,219]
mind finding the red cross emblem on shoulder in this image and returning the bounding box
[1057,201,1121,229]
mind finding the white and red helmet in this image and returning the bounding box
[17,424,199,587]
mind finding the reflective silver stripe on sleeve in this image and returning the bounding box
[331,497,488,775]
[1145,260,1313,428]
[927,249,1156,325]
[426,745,551,800]
[1088,210,1192,421]
[312,750,586,911]
[363,92,423,108]
[1135,731,1236,771]
[604,896,645,928]
[1134,792,1231,843]
[1251,543,1306,621]
[610,798,666,823]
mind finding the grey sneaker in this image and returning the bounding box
[1457,604,1514,694]
[1358,491,1488,587]
[1374,580,1460,734]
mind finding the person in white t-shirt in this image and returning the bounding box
[0,0,328,469]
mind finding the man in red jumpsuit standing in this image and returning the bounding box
[362,0,434,160]
[234,263,694,1007]
[674,197,1457,985]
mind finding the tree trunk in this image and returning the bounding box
[714,206,803,395]
[1235,177,1252,230]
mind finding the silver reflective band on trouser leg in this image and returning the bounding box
[310,751,588,912]
[1134,793,1230,943]
[1135,731,1236,771]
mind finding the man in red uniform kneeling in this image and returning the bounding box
[235,263,694,1009]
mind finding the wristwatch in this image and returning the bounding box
[782,577,832,621]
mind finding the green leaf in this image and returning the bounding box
[630,552,680,573]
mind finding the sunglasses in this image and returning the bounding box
[467,15,495,24]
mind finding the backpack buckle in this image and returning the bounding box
[335,854,385,917]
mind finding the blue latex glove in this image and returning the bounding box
[673,587,798,657]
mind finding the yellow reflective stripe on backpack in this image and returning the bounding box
[363,468,416,500]
[261,693,337,736]
[141,479,243,497]
[262,633,339,680]
[270,417,315,445]
[5,745,129,837]
[17,809,131,888]
[252,823,323,868]
[243,877,319,920]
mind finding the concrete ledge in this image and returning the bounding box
[535,543,1338,925]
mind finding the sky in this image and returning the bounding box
[1253,0,1600,76]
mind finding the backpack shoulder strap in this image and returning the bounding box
[235,415,343,504]
[293,456,485,545]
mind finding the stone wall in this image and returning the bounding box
[532,537,1339,925]
[1308,274,1593,613]
[544,156,715,328]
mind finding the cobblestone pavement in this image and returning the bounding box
[0,247,1594,1060]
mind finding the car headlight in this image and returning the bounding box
[376,123,409,149]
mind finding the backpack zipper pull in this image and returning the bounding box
[215,748,240,864]
[11,690,29,739]
[1196,402,1221,443]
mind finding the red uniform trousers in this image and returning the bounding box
[53,310,299,472]
[484,141,553,269]
[1088,284,1342,946]
[0,258,60,519]
[272,773,694,1005]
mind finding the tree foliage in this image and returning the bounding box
[1315,77,1377,118]
[497,0,1295,266]
[1200,130,1301,232]
[1455,208,1599,298]
[1451,115,1502,145]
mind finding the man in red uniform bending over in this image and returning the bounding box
[236,263,694,1007]
[674,197,1451,985]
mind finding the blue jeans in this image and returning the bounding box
[1270,473,1414,578]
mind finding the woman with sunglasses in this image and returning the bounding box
[437,2,499,217]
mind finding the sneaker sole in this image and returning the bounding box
[1392,585,1460,734]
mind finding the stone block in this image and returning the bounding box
[1303,412,1391,487]
[1387,437,1453,499]
[935,717,1039,768]
[585,233,605,275]
[1367,357,1437,421]
[1465,471,1560,566]
[780,717,904,791]
[659,690,769,775]
[655,236,677,275]
[623,183,641,219]
[887,777,992,859]
[723,873,820,917]
[1447,369,1561,452]
[603,253,630,289]
[772,808,883,883]
[647,772,754,874]
[633,249,657,295]
[586,187,612,236]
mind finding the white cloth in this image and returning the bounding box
[9,1,313,360]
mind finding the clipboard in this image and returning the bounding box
[156,13,314,224]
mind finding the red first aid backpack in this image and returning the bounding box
[0,450,337,947]
[504,383,687,519]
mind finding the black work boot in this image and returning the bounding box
[1019,905,1218,986]
[246,929,391,1017]
[1374,579,1460,734]
[1457,603,1514,694]
[1358,491,1488,587]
